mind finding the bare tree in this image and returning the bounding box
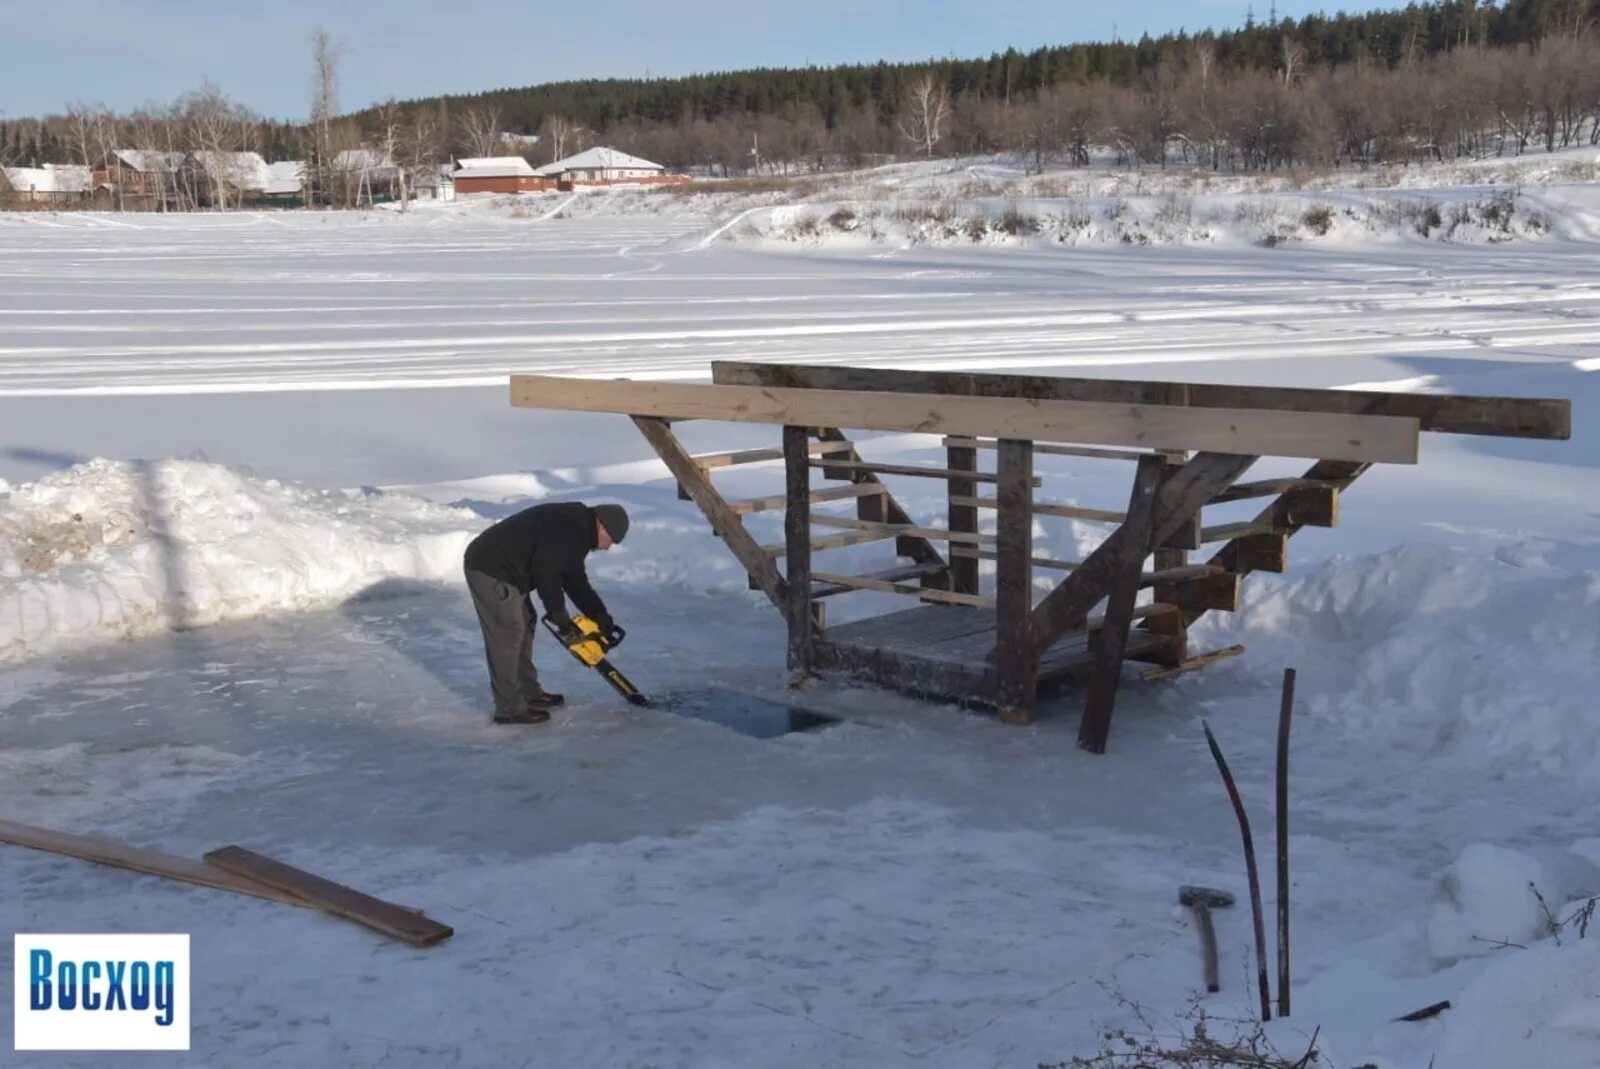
[897,73,951,158]
[538,114,580,162]
[457,105,503,159]
[309,27,344,206]
[398,106,443,208]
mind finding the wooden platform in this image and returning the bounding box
[510,359,1569,753]
[814,604,1173,704]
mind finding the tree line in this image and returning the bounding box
[2,0,1598,203]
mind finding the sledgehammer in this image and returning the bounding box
[1180,885,1235,993]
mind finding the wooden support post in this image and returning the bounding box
[783,424,815,676]
[995,439,1036,725]
[947,440,980,595]
[1151,452,1191,666]
[633,416,787,612]
[1079,455,1164,753]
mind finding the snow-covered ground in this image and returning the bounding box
[2,156,1599,1067]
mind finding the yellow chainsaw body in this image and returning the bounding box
[562,614,610,667]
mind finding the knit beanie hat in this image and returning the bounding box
[594,504,630,544]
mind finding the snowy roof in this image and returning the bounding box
[534,147,664,177]
[192,151,274,192]
[332,148,395,173]
[111,149,184,173]
[3,164,91,194]
[263,160,304,196]
[453,156,538,178]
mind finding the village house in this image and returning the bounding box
[452,156,553,194]
[534,147,684,189]
[1,164,93,205]
[95,150,186,202]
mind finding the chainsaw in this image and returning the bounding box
[542,613,651,707]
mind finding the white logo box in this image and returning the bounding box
[14,933,191,1052]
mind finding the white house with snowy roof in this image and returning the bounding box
[2,164,93,204]
[534,147,681,187]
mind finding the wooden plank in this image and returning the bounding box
[729,482,884,515]
[1282,485,1338,528]
[634,417,788,612]
[808,459,1016,484]
[948,441,980,594]
[952,545,1081,571]
[810,571,996,608]
[511,374,1421,464]
[783,425,815,673]
[994,439,1037,724]
[812,562,946,599]
[943,435,1153,462]
[951,495,1126,524]
[1141,645,1247,681]
[1030,452,1258,659]
[761,528,899,555]
[205,846,453,948]
[714,361,1569,440]
[692,441,850,469]
[951,545,1221,589]
[1080,455,1165,753]
[0,818,314,910]
[810,514,995,546]
[824,604,997,650]
[1210,478,1336,502]
[1039,629,1174,682]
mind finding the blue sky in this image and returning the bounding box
[3,1,1397,121]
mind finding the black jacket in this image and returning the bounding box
[463,502,610,626]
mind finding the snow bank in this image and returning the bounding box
[1194,544,1600,777]
[0,459,479,665]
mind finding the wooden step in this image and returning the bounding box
[1209,478,1336,502]
[729,482,885,515]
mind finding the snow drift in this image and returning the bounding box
[0,458,479,665]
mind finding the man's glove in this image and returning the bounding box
[546,614,582,646]
[602,623,626,649]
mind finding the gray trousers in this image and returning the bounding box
[464,567,545,715]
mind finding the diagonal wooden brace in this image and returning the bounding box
[1029,452,1259,661]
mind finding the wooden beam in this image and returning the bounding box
[810,514,995,546]
[950,495,1126,524]
[633,416,788,611]
[948,440,980,594]
[511,374,1420,463]
[950,545,1222,589]
[1029,452,1259,659]
[1141,645,1247,681]
[812,427,951,593]
[0,818,314,910]
[1200,520,1283,544]
[994,439,1037,725]
[812,563,946,598]
[1151,450,1192,668]
[783,425,815,674]
[809,572,996,608]
[692,441,851,469]
[1170,571,1243,612]
[714,361,1569,440]
[729,482,884,515]
[1210,478,1337,502]
[952,545,1080,571]
[807,459,1032,485]
[943,435,1156,462]
[205,846,453,948]
[1080,455,1164,753]
[761,528,899,555]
